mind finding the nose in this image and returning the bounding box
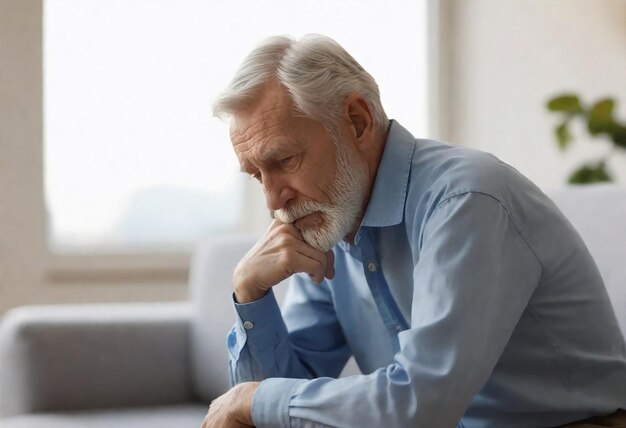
[262,174,295,211]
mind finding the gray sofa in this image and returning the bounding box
[1,185,624,427]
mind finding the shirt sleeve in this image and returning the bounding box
[251,192,543,427]
[227,272,351,386]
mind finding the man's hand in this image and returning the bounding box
[201,382,260,428]
[233,219,335,303]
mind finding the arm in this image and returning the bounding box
[204,220,348,427]
[251,192,542,427]
[224,219,345,385]
[228,273,351,384]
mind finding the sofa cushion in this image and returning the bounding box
[0,303,193,416]
[0,404,208,428]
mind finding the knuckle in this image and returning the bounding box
[275,223,291,233]
[317,257,326,270]
[276,233,295,250]
[276,234,290,246]
[280,222,299,235]
[279,251,293,267]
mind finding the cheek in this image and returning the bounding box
[314,169,338,202]
[290,171,333,203]
[294,150,339,201]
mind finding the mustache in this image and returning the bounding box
[274,200,328,224]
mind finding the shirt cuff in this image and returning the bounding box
[233,289,288,351]
[252,377,307,428]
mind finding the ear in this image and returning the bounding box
[344,94,374,144]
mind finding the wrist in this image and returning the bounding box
[233,268,266,304]
[234,287,266,304]
[234,382,260,425]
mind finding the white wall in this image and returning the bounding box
[447,0,626,192]
[1,0,625,314]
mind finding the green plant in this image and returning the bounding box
[546,94,626,184]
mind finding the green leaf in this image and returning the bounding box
[547,94,582,113]
[612,125,626,149]
[555,121,572,150]
[568,162,612,184]
[587,98,616,135]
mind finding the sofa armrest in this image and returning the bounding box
[0,302,194,417]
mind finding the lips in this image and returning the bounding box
[294,212,323,229]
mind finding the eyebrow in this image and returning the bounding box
[239,159,255,174]
[258,142,298,163]
[237,139,303,174]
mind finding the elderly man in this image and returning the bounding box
[202,35,626,427]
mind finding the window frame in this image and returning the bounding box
[41,0,450,284]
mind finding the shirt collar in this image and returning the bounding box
[338,120,416,249]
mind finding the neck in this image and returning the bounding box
[344,125,390,244]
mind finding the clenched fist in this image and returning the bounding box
[233,219,335,304]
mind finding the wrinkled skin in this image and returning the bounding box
[201,382,259,428]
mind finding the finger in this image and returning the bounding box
[268,217,283,229]
[288,240,329,280]
[284,247,328,284]
[325,250,335,279]
[268,216,298,230]
[291,239,326,264]
[269,220,303,241]
[299,258,327,284]
[252,222,303,259]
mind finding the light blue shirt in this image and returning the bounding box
[227,121,626,427]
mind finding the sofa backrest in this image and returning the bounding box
[550,184,626,338]
[189,235,262,402]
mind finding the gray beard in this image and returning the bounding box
[274,135,367,251]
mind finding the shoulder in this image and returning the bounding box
[408,141,511,203]
[403,139,537,235]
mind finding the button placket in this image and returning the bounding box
[359,231,410,354]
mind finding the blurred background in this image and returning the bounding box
[1,0,625,316]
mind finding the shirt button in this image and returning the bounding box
[243,321,254,330]
[367,262,377,272]
[395,325,403,332]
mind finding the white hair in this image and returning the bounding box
[213,34,388,133]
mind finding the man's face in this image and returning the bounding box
[230,83,367,251]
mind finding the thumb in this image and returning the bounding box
[325,249,335,279]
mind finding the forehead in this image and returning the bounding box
[229,83,306,163]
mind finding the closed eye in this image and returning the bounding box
[279,155,296,166]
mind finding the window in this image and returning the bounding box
[44,0,429,253]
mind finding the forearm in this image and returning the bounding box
[228,289,313,385]
[251,362,467,428]
[229,339,312,385]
